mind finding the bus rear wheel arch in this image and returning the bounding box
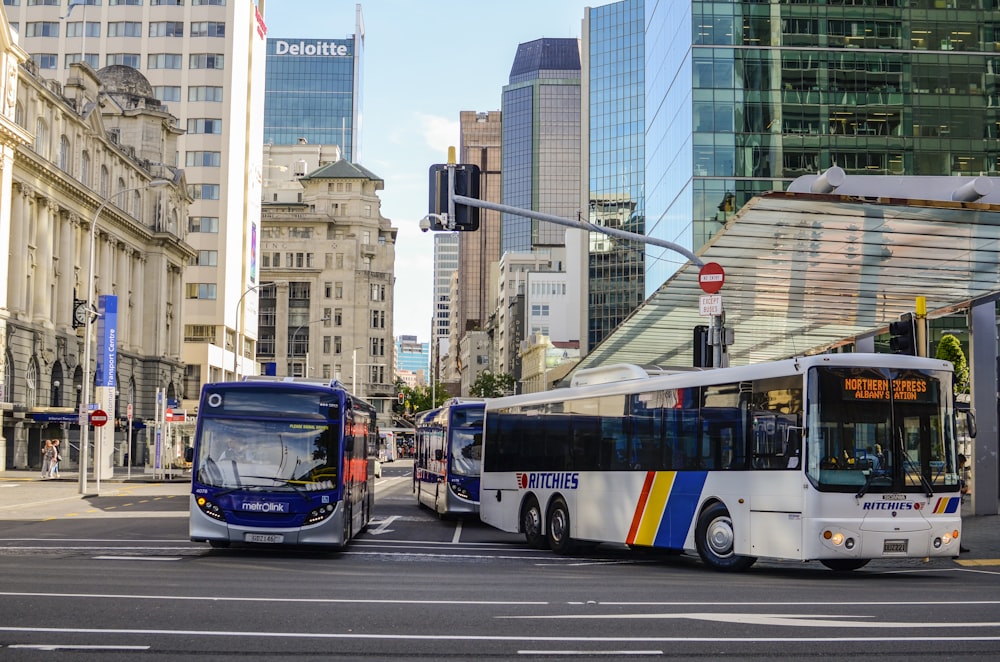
[520,495,547,549]
[695,501,756,572]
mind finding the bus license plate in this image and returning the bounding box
[245,533,283,544]
[883,539,907,554]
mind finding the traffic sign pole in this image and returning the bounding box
[697,262,730,368]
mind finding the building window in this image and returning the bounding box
[190,22,225,37]
[149,21,184,37]
[288,282,311,300]
[189,53,224,69]
[188,86,223,102]
[185,283,217,300]
[153,86,182,102]
[335,283,343,299]
[324,282,332,298]
[186,151,221,167]
[107,22,141,38]
[186,118,222,134]
[148,53,183,69]
[334,309,343,326]
[31,54,57,69]
[190,250,218,266]
[106,54,141,68]
[58,135,71,172]
[187,184,220,200]
[64,53,100,68]
[188,216,219,233]
[25,22,59,37]
[33,118,48,159]
[68,22,101,38]
[184,325,217,342]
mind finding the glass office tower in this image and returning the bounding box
[264,30,363,158]
[585,0,645,349]
[644,0,1000,295]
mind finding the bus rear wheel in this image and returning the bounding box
[547,498,575,555]
[521,497,546,549]
[821,558,870,572]
[695,502,756,572]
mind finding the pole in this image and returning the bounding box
[79,181,167,495]
[234,280,287,379]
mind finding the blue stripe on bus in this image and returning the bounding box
[652,471,708,549]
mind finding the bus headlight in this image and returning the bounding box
[449,482,471,500]
[831,532,845,546]
[305,503,335,525]
[196,496,226,522]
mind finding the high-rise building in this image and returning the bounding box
[453,110,501,389]
[499,38,582,385]
[432,232,458,383]
[643,0,1000,293]
[5,0,268,402]
[263,4,363,158]
[395,335,429,386]
[581,0,645,353]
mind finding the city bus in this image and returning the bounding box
[414,398,485,517]
[189,377,376,549]
[480,354,967,572]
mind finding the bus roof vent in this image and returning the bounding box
[570,363,652,388]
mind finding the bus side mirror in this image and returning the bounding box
[184,447,194,462]
[434,449,444,461]
[966,409,977,439]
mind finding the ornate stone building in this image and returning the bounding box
[1,53,192,472]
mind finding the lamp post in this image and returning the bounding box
[233,280,288,378]
[79,180,169,495]
[290,316,330,377]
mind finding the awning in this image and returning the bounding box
[577,187,1000,371]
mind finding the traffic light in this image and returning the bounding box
[397,392,405,405]
[693,325,713,368]
[427,163,481,231]
[889,312,916,355]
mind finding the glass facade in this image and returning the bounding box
[501,38,582,254]
[264,36,361,157]
[645,0,1000,296]
[587,0,646,349]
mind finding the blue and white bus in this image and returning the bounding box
[189,377,376,549]
[480,354,968,572]
[414,398,484,517]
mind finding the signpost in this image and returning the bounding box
[697,262,730,368]
[90,409,109,427]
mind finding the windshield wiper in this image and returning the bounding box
[237,475,311,499]
[856,470,892,498]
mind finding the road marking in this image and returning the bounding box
[367,515,398,535]
[9,644,151,651]
[92,556,183,561]
[519,651,662,656]
[500,612,1000,629]
[0,591,547,606]
[451,519,463,544]
[957,559,1000,566]
[3,625,1000,644]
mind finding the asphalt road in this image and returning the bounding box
[1,461,999,661]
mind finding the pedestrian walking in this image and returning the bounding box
[41,439,53,478]
[49,439,62,479]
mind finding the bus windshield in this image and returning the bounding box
[451,428,482,477]
[195,418,339,489]
[807,366,959,494]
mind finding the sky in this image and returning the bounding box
[262,1,594,341]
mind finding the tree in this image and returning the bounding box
[935,333,969,395]
[470,371,515,398]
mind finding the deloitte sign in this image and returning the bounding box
[274,40,351,57]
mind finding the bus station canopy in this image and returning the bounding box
[576,174,1000,372]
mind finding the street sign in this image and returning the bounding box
[699,294,723,316]
[90,409,109,427]
[165,408,174,423]
[698,262,725,294]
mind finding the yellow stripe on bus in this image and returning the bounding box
[634,472,675,546]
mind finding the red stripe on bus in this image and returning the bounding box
[626,471,656,545]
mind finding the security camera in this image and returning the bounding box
[419,216,431,233]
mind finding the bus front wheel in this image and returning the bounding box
[547,498,575,555]
[695,502,756,572]
[521,497,546,549]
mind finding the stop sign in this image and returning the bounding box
[90,409,109,427]
[698,262,725,294]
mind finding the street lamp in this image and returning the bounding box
[290,315,330,377]
[79,179,170,495]
[234,280,288,378]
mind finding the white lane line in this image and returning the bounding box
[451,519,463,544]
[10,644,150,651]
[3,626,1000,644]
[92,556,183,561]
[0,590,548,606]
[519,651,662,656]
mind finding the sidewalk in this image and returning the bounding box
[0,468,189,516]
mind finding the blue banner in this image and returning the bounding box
[95,295,118,388]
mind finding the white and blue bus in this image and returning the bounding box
[414,398,485,517]
[480,354,968,572]
[189,377,376,549]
